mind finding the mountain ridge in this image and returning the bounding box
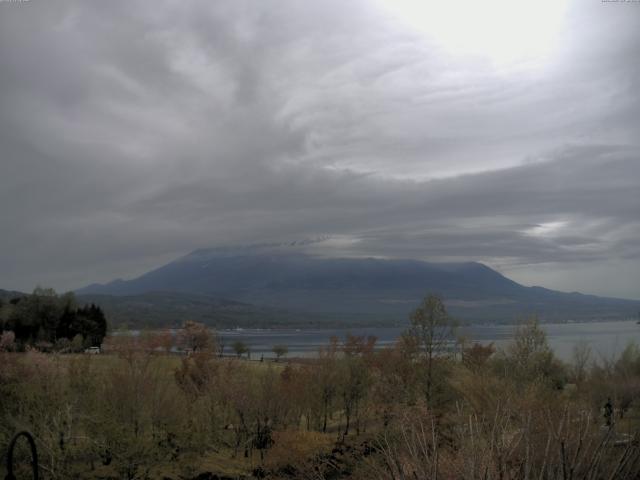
[76,247,640,324]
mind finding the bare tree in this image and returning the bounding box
[407,294,456,405]
[272,344,288,361]
[178,320,215,353]
[570,340,592,384]
[232,340,249,358]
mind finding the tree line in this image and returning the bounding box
[0,287,107,352]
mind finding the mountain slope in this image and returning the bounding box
[0,288,26,304]
[77,246,640,323]
[75,291,329,329]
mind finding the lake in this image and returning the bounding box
[218,320,640,362]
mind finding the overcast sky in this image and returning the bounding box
[1,0,639,299]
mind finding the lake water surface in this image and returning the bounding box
[218,320,640,362]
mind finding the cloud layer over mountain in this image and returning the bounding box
[1,0,639,298]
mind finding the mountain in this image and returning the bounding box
[77,245,640,324]
[0,288,25,302]
[74,291,329,329]
[0,286,298,329]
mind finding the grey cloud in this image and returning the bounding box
[0,0,639,299]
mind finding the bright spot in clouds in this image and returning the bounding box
[378,0,569,65]
[524,221,568,238]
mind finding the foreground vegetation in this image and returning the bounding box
[1,296,640,479]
